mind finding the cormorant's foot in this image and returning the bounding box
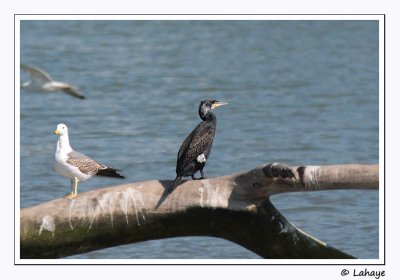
[192,177,206,180]
[191,175,205,180]
[263,162,296,179]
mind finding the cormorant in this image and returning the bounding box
[169,99,228,193]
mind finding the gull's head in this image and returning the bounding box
[54,123,68,136]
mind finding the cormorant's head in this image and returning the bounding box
[199,99,228,120]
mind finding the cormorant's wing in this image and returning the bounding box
[61,86,86,99]
[177,123,215,170]
[20,64,53,82]
[177,127,197,160]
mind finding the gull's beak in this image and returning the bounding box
[54,129,61,135]
[211,101,228,109]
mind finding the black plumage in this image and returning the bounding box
[96,167,125,179]
[169,99,228,193]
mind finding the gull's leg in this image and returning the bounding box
[70,179,74,194]
[68,177,79,199]
[75,178,79,195]
[65,179,74,198]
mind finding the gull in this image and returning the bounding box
[53,123,124,199]
[21,64,86,99]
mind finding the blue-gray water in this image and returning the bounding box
[20,20,379,259]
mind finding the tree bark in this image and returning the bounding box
[20,162,379,259]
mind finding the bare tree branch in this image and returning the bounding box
[20,162,378,259]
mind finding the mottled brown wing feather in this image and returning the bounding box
[67,151,105,175]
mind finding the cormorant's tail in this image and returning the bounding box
[168,176,182,194]
[155,176,182,209]
[96,168,125,179]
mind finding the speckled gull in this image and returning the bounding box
[53,123,124,199]
[20,64,86,99]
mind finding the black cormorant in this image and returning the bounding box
[169,99,228,193]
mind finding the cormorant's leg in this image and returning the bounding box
[200,169,206,179]
[191,174,200,180]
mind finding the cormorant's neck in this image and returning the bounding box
[200,110,216,122]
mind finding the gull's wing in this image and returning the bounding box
[20,64,53,82]
[67,150,105,175]
[61,86,86,99]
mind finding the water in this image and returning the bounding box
[20,20,379,259]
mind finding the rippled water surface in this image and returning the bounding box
[20,20,379,259]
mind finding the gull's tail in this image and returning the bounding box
[97,168,125,179]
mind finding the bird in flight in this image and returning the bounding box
[20,64,86,99]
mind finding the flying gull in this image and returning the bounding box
[53,123,124,199]
[21,64,86,99]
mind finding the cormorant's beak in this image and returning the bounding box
[54,129,61,135]
[211,101,228,109]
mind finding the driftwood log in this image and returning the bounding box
[20,162,379,259]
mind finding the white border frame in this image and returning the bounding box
[15,14,385,265]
